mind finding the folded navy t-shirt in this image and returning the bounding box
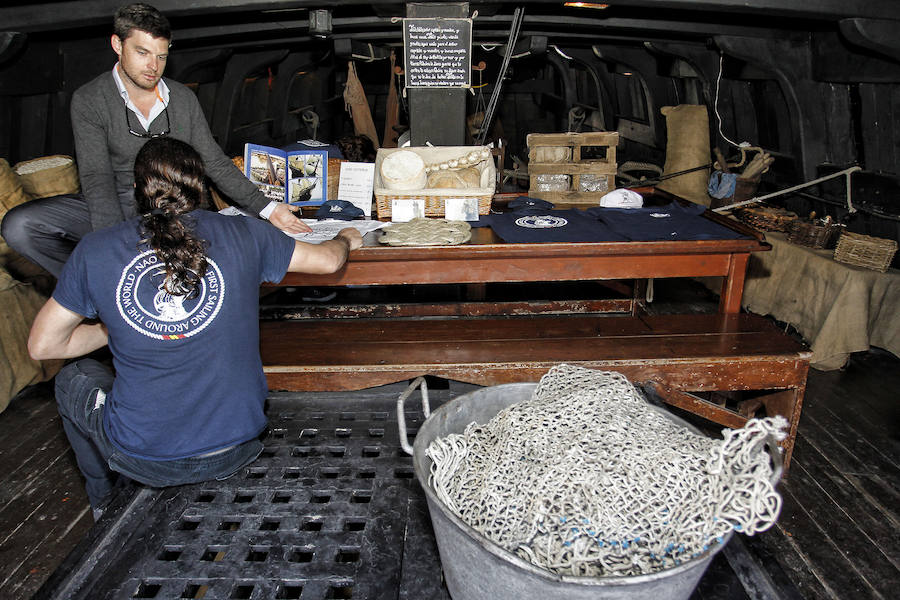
[477,209,628,243]
[586,202,749,241]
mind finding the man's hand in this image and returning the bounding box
[268,202,313,234]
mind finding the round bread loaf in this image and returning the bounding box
[381,150,426,190]
[427,167,482,189]
[457,167,482,188]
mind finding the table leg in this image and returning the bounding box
[719,253,750,314]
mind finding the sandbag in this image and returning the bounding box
[656,105,712,207]
[13,154,80,199]
[0,267,63,413]
[0,158,32,214]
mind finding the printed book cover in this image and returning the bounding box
[243,143,328,206]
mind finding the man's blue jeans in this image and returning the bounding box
[55,358,263,509]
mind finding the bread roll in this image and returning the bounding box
[427,167,481,189]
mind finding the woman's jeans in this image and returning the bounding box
[54,358,263,508]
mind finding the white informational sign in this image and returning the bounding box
[391,199,425,222]
[443,197,480,221]
[337,162,376,217]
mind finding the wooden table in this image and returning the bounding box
[274,208,765,315]
[261,195,811,468]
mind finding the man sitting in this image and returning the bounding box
[28,137,361,518]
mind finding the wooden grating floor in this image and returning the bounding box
[0,279,897,599]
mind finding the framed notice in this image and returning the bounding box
[403,18,472,88]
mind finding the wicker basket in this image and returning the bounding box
[734,204,798,232]
[833,231,897,272]
[786,219,843,249]
[327,158,345,200]
[374,146,495,219]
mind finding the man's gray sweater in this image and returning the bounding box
[71,71,268,231]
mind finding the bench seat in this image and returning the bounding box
[261,312,811,468]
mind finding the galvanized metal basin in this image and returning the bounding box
[411,382,733,600]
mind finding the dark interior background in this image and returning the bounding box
[2,0,899,256]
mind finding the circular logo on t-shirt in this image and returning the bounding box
[115,251,225,340]
[514,215,568,228]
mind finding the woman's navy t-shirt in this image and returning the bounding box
[53,211,294,460]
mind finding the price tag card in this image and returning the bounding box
[444,197,480,221]
[391,199,425,222]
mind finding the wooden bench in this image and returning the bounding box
[262,312,811,469]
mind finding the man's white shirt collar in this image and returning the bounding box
[112,63,169,131]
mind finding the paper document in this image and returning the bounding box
[218,207,386,243]
[292,219,387,243]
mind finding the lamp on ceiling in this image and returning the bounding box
[564,2,610,8]
[309,9,332,38]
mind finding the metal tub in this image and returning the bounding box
[403,380,734,600]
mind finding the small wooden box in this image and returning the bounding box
[527,132,618,204]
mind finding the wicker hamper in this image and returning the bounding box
[833,231,897,272]
[734,204,798,232]
[374,146,495,219]
[786,219,843,249]
[327,158,346,200]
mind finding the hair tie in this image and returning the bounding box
[149,207,167,216]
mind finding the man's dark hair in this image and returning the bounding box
[114,3,171,41]
[135,137,208,298]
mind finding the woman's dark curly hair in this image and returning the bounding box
[134,137,209,298]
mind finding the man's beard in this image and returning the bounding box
[120,63,159,91]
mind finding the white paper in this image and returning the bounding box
[337,162,376,217]
[217,207,385,243]
[391,199,425,222]
[444,197,480,221]
[291,219,387,243]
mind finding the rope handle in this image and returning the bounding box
[762,433,785,488]
[397,376,430,456]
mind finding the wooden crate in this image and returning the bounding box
[527,132,618,204]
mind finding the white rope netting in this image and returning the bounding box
[426,365,787,578]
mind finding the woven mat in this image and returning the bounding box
[379,218,471,246]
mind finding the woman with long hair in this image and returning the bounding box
[28,137,362,518]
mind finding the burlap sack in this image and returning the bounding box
[656,105,712,207]
[0,267,63,413]
[13,154,80,199]
[0,158,32,214]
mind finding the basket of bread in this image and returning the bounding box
[374,146,495,218]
